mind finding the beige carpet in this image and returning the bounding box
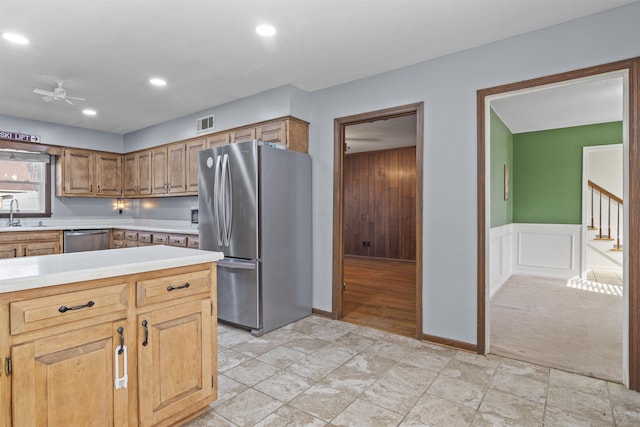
[490,272,623,382]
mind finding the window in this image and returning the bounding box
[0,149,51,216]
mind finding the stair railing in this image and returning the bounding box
[588,180,623,251]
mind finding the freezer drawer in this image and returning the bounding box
[217,258,260,332]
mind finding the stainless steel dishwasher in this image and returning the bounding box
[63,229,110,253]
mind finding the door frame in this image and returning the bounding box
[477,58,640,389]
[332,102,424,339]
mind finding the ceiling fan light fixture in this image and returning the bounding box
[83,109,97,116]
[149,78,167,87]
[2,32,29,45]
[255,24,276,37]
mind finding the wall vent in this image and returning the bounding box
[196,114,215,133]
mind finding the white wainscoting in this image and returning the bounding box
[513,223,582,280]
[489,223,583,296]
[489,224,514,297]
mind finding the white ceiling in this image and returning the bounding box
[345,115,416,154]
[0,0,636,135]
[491,76,624,134]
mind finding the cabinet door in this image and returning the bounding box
[186,139,206,193]
[138,299,213,426]
[207,132,230,148]
[151,147,168,194]
[257,120,287,145]
[12,322,128,426]
[230,127,256,144]
[124,153,138,197]
[96,152,123,196]
[63,149,95,195]
[167,142,186,194]
[137,150,153,195]
[0,244,17,258]
[23,241,61,257]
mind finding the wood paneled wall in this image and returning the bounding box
[343,146,416,260]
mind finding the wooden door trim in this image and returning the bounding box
[477,57,640,390]
[332,102,424,339]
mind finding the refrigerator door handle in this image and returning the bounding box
[217,258,257,270]
[214,154,223,246]
[222,153,233,246]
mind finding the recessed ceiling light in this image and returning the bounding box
[149,78,167,87]
[2,32,29,45]
[82,109,97,116]
[255,24,276,37]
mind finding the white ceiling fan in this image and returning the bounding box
[33,81,85,105]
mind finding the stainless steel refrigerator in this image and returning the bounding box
[198,140,312,336]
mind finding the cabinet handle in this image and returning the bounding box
[58,300,95,313]
[23,247,26,257]
[141,320,149,346]
[97,185,101,194]
[167,183,172,192]
[90,184,93,193]
[167,282,190,292]
[13,248,17,257]
[117,326,125,355]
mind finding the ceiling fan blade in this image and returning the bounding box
[33,88,55,96]
[42,95,54,102]
[65,96,85,101]
[64,98,74,105]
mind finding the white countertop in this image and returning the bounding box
[0,218,199,235]
[0,245,223,294]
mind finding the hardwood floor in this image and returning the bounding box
[342,255,416,337]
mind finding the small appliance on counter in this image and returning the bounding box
[190,207,199,225]
[198,140,312,336]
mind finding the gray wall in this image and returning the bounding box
[2,3,639,345]
[307,3,639,343]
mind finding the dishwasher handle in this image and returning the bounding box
[64,229,109,236]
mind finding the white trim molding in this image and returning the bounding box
[513,223,582,279]
[489,224,514,297]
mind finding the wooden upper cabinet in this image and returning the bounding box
[96,152,122,196]
[256,120,287,145]
[167,142,186,194]
[59,148,95,195]
[57,148,123,197]
[124,150,152,197]
[152,143,186,195]
[186,138,207,194]
[207,132,230,149]
[230,127,256,144]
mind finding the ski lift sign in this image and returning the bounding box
[0,130,41,143]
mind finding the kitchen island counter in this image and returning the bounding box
[0,245,223,294]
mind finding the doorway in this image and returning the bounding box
[333,103,424,339]
[477,58,640,390]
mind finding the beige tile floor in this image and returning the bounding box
[186,315,640,427]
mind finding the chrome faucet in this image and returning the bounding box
[9,199,21,227]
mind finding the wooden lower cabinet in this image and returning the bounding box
[138,299,213,426]
[0,231,62,259]
[0,264,217,427]
[12,322,128,426]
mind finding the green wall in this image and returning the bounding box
[490,109,513,227]
[512,121,622,224]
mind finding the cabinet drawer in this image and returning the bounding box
[125,231,139,241]
[10,283,128,335]
[187,236,199,249]
[125,240,138,248]
[112,229,125,240]
[136,270,211,307]
[153,233,169,244]
[138,232,152,243]
[168,235,187,247]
